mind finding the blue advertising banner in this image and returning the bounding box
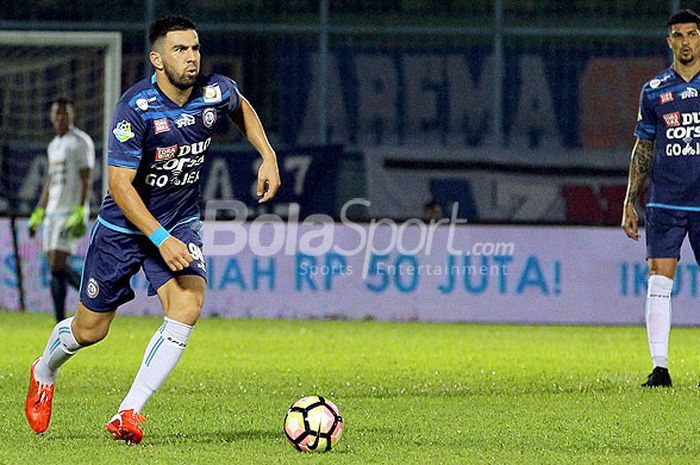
[277,43,666,150]
[3,218,700,326]
[1,145,345,219]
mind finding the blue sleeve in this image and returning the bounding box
[108,102,147,169]
[633,87,656,141]
[221,76,242,113]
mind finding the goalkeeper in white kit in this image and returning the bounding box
[28,97,95,322]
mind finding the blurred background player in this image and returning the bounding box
[28,98,95,322]
[622,9,700,388]
[24,16,281,444]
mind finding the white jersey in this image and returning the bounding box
[46,126,95,215]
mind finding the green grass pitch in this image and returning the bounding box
[2,310,700,464]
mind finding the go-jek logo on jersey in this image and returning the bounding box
[146,137,211,187]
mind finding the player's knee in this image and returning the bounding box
[165,301,202,326]
[170,305,202,321]
[72,317,112,346]
[164,290,204,316]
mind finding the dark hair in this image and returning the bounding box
[149,16,196,45]
[423,200,440,210]
[50,97,74,109]
[667,9,700,29]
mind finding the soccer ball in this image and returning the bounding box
[283,395,344,452]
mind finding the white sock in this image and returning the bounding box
[34,317,82,385]
[118,317,193,413]
[645,275,673,369]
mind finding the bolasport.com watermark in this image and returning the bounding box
[201,198,515,278]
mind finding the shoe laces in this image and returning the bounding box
[34,384,52,405]
[121,410,147,425]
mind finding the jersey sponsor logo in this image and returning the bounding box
[145,137,211,187]
[155,144,179,162]
[665,142,700,156]
[649,74,671,89]
[135,96,157,111]
[666,126,700,140]
[112,120,135,142]
[663,112,681,127]
[175,113,196,128]
[202,108,217,128]
[86,278,99,298]
[664,111,700,156]
[177,137,211,157]
[682,87,699,100]
[202,84,222,103]
[153,118,171,134]
[660,92,674,104]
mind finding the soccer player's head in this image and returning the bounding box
[149,16,200,90]
[49,97,74,134]
[667,9,700,65]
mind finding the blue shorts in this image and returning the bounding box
[646,207,700,262]
[79,219,207,312]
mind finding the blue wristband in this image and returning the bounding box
[149,226,170,247]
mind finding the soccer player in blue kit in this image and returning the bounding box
[25,16,281,443]
[622,9,700,387]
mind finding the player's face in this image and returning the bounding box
[668,23,700,65]
[49,103,73,135]
[160,29,201,90]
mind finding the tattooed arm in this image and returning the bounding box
[621,138,653,241]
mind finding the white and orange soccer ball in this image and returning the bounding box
[283,396,343,452]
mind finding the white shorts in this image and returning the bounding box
[42,215,79,254]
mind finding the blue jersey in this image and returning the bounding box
[635,66,700,210]
[98,73,241,233]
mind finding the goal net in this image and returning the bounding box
[0,31,121,311]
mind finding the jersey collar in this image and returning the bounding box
[669,65,700,84]
[150,73,202,108]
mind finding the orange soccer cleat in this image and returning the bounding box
[25,357,55,434]
[105,409,147,445]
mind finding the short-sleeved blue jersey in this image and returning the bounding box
[98,73,241,233]
[635,66,700,210]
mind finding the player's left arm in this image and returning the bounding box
[622,138,653,241]
[78,168,92,205]
[28,174,51,237]
[65,138,95,237]
[228,96,281,203]
[77,137,95,205]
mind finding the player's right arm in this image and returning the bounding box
[28,174,51,237]
[108,102,191,272]
[622,138,653,241]
[623,84,656,241]
[36,175,50,210]
[108,166,192,271]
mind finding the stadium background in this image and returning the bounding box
[0,0,694,323]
